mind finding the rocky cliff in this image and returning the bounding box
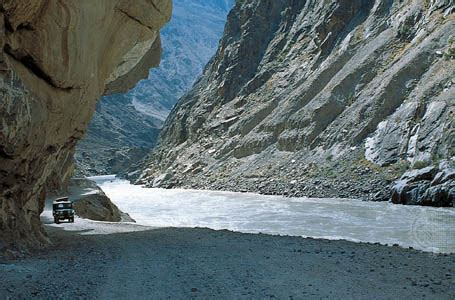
[139,0,454,204]
[0,0,171,248]
[75,0,234,176]
[75,93,161,176]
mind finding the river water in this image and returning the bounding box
[91,175,455,253]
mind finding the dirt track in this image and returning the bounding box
[0,214,454,299]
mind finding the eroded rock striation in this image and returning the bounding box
[0,0,171,247]
[140,0,454,203]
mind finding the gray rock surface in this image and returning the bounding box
[69,178,134,222]
[402,167,439,182]
[75,94,160,176]
[0,0,170,248]
[391,161,454,206]
[139,0,454,204]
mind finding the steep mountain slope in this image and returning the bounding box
[131,0,236,118]
[76,0,234,175]
[139,0,454,202]
[75,93,161,176]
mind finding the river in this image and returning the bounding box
[91,175,455,253]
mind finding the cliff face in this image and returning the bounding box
[75,0,234,176]
[75,93,161,176]
[0,0,171,248]
[140,0,454,201]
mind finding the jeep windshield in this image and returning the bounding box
[53,203,73,210]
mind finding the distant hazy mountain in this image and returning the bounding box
[76,0,235,175]
[131,0,235,121]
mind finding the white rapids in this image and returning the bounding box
[91,175,455,253]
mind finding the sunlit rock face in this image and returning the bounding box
[0,0,171,248]
[140,0,454,201]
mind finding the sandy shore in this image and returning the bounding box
[0,214,454,299]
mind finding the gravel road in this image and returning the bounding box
[1,214,454,299]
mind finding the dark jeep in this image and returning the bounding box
[53,197,75,223]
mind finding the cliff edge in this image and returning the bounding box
[0,0,171,248]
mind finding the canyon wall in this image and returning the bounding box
[139,0,454,202]
[0,0,171,248]
[75,0,235,176]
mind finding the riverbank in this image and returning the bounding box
[95,177,455,253]
[0,216,454,299]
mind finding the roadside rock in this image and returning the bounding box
[73,194,121,223]
[69,178,135,223]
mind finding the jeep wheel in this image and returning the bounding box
[54,218,59,224]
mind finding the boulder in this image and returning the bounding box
[69,178,135,223]
[73,194,122,222]
[431,167,455,186]
[390,162,454,207]
[401,166,438,182]
[391,180,431,205]
[421,183,453,207]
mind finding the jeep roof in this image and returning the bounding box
[53,197,71,204]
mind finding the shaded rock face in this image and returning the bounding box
[0,0,171,247]
[391,161,454,206]
[69,178,134,223]
[74,93,161,176]
[140,0,454,201]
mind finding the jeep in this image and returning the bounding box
[53,197,75,224]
